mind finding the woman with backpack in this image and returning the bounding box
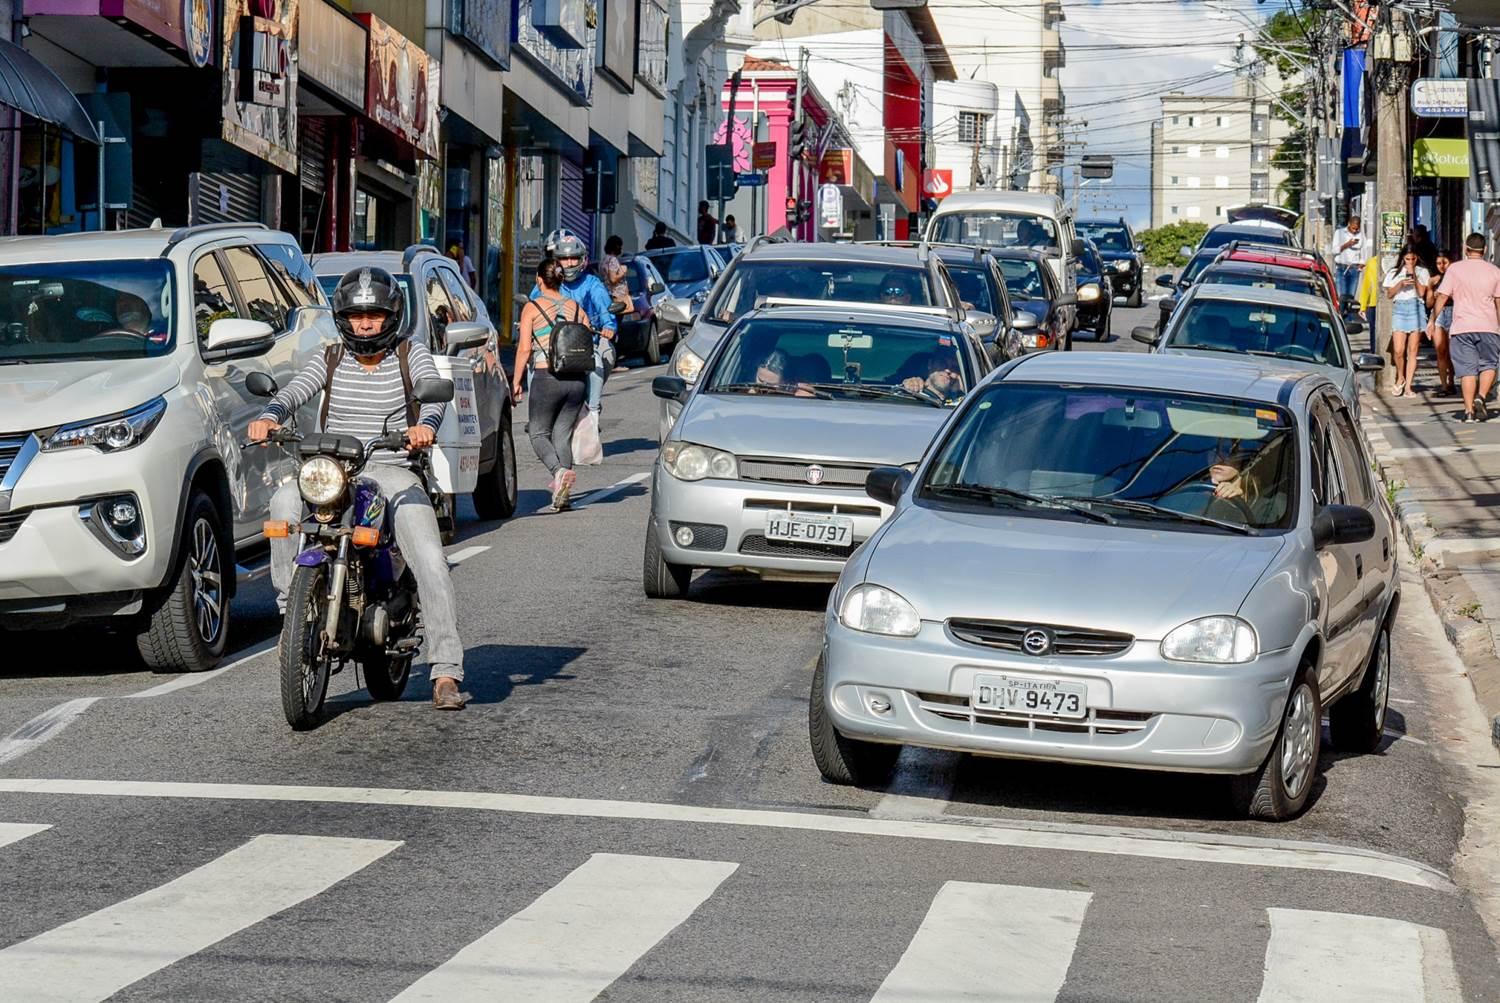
[513,258,593,511]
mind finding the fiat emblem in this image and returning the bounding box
[805,464,825,485]
[1022,629,1052,656]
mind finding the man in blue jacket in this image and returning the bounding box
[530,229,618,416]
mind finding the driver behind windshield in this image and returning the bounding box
[115,291,151,334]
[1015,220,1049,248]
[753,348,815,397]
[878,271,917,305]
[900,349,964,403]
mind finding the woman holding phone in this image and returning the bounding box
[1384,246,1432,396]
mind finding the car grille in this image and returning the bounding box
[739,533,858,561]
[915,691,1153,736]
[738,458,877,490]
[0,510,28,545]
[0,437,24,482]
[742,499,883,519]
[946,619,1134,657]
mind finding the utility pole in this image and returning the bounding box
[1373,7,1413,390]
[791,47,808,239]
[970,130,981,191]
[720,67,744,242]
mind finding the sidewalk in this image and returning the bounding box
[1360,362,1500,747]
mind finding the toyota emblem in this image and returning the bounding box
[805,464,825,486]
[1022,629,1052,656]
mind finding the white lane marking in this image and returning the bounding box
[873,882,1089,1002]
[445,545,490,565]
[0,822,50,848]
[1389,442,1500,460]
[0,833,400,1003]
[1257,908,1461,1002]
[0,699,99,765]
[1388,727,1429,747]
[871,748,959,820]
[0,778,1452,890]
[573,471,650,509]
[391,853,735,1001]
[126,639,277,699]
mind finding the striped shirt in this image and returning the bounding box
[258,341,445,462]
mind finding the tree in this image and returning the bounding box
[1249,6,1336,213]
[1138,223,1208,267]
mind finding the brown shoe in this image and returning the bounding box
[432,677,466,710]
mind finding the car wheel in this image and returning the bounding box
[473,409,518,520]
[1093,311,1109,339]
[644,322,661,365]
[808,654,900,785]
[1230,668,1321,821]
[1126,284,1143,308]
[643,520,692,598]
[137,492,230,673]
[1328,621,1391,753]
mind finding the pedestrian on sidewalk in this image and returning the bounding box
[697,201,718,245]
[1357,252,1381,354]
[1430,232,1500,423]
[514,258,589,511]
[1426,249,1457,396]
[645,222,675,250]
[1331,214,1368,315]
[1384,247,1431,396]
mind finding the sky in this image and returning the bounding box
[1059,0,1276,230]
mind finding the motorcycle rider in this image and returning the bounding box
[531,228,618,416]
[247,267,467,711]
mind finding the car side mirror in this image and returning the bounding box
[1134,243,1145,253]
[1053,293,1077,308]
[202,318,275,363]
[1354,352,1384,372]
[1070,238,1085,257]
[245,371,279,397]
[649,280,665,295]
[1131,325,1159,346]
[443,320,490,353]
[653,375,690,403]
[1312,503,1376,549]
[412,377,455,404]
[658,298,693,325]
[865,466,912,507]
[1345,317,1366,335]
[1155,274,1175,289]
[1011,310,1040,332]
[1179,245,1193,259]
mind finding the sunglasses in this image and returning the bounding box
[882,287,910,297]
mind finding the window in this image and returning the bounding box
[1252,145,1268,164]
[1171,115,1180,125]
[1187,146,1201,158]
[1215,176,1229,188]
[192,254,238,343]
[1251,173,1269,197]
[1170,145,1181,155]
[1185,206,1201,219]
[437,266,476,323]
[1329,405,1373,506]
[1170,205,1180,216]
[1187,176,1201,188]
[1170,175,1179,185]
[1252,114,1268,137]
[957,111,991,145]
[1188,115,1198,127]
[1215,145,1229,159]
[425,272,456,349]
[258,243,319,306]
[1215,206,1224,217]
[1216,116,1225,127]
[222,246,286,329]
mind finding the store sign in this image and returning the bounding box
[636,0,668,96]
[362,14,440,159]
[752,141,777,171]
[532,0,587,50]
[598,0,635,89]
[922,168,953,199]
[1411,78,1468,118]
[820,148,852,186]
[221,0,297,173]
[818,183,842,229]
[1412,138,1469,178]
[448,0,511,69]
[300,0,364,108]
[183,0,213,66]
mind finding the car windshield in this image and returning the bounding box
[649,249,710,284]
[705,318,971,406]
[946,264,994,314]
[710,261,933,323]
[994,258,1046,300]
[1181,254,1217,285]
[0,260,175,363]
[1079,245,1102,274]
[921,383,1296,532]
[1170,299,1345,367]
[931,212,1059,250]
[1078,224,1132,252]
[1204,270,1321,297]
[1201,227,1294,250]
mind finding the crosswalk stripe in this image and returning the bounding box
[390,852,737,1002]
[0,822,49,848]
[872,882,1091,1002]
[0,833,401,1003]
[1258,908,1463,1003]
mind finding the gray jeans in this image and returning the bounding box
[270,463,464,682]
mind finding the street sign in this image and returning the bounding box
[752,141,777,171]
[818,183,843,229]
[922,168,953,199]
[1080,155,1114,180]
[706,143,738,201]
[737,172,766,187]
[1411,78,1468,118]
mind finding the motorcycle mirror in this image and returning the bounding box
[245,371,279,398]
[412,377,455,404]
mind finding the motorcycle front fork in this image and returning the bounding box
[323,536,351,643]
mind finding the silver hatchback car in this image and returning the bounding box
[811,353,1398,821]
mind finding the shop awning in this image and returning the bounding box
[0,38,99,143]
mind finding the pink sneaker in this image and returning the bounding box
[553,469,575,510]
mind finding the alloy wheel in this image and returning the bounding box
[1373,632,1390,731]
[188,518,223,645]
[1280,685,1318,800]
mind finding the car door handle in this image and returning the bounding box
[1382,537,1389,560]
[1355,554,1364,578]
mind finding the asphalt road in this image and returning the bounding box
[2,299,1499,1001]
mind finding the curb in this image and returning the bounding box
[1359,402,1500,750]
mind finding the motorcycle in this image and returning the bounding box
[244,371,454,730]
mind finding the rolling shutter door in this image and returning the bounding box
[559,158,592,249]
[189,171,263,225]
[299,118,328,195]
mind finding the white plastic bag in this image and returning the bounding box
[571,408,603,466]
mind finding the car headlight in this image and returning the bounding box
[839,583,921,637]
[43,397,167,453]
[674,346,705,382]
[1078,284,1101,302]
[298,456,347,506]
[661,441,737,481]
[1113,260,1132,273]
[1161,616,1257,663]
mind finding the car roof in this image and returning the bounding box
[985,247,1050,263]
[1203,260,1321,282]
[1076,218,1128,228]
[931,190,1065,214]
[735,241,931,267]
[1004,350,1322,406]
[0,224,288,263]
[1188,282,1333,313]
[738,302,961,330]
[1208,223,1291,239]
[309,251,413,276]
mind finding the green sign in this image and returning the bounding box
[1412,138,1470,178]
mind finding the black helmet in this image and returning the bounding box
[331,266,405,354]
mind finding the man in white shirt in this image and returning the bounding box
[1330,215,1367,315]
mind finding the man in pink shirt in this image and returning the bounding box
[1432,232,1500,422]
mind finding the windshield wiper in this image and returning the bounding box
[931,483,1115,524]
[1087,497,1255,535]
[711,382,832,398]
[1175,344,1301,362]
[803,383,949,408]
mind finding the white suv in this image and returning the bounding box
[0,222,336,671]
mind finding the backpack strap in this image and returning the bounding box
[319,343,344,431]
[396,339,418,428]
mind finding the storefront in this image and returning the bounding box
[297,0,365,252]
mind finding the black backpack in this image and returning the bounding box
[533,296,595,377]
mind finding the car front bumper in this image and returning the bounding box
[649,468,892,580]
[821,617,1297,774]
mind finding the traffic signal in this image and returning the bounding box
[788,119,812,161]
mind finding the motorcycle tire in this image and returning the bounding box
[435,492,457,546]
[363,653,412,701]
[280,563,333,731]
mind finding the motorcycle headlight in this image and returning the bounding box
[839,583,920,637]
[298,456,347,506]
[674,346,705,382]
[43,397,167,453]
[661,441,737,481]
[1078,284,1101,302]
[1161,616,1257,664]
[1113,260,1132,273]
